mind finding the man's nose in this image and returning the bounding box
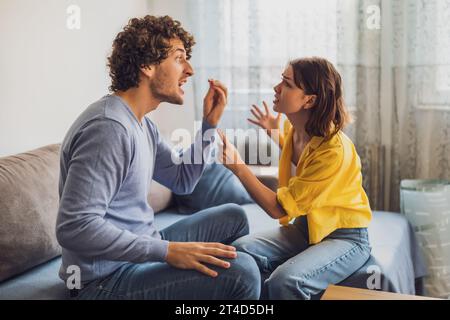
[185,61,194,77]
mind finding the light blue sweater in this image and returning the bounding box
[56,94,215,284]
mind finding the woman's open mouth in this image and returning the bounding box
[273,96,279,105]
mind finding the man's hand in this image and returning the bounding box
[165,241,237,277]
[203,79,228,127]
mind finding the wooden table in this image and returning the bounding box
[321,285,441,300]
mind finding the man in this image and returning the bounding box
[56,15,260,300]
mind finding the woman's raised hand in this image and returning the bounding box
[247,101,281,137]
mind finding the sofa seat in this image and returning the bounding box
[0,205,427,299]
[0,204,277,300]
[0,256,67,300]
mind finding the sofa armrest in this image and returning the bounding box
[248,165,278,192]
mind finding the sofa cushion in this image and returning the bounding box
[0,144,62,282]
[173,163,254,214]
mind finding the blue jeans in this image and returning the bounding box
[232,216,372,300]
[75,203,261,300]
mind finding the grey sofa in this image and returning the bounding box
[0,144,427,299]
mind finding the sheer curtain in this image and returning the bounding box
[179,0,450,212]
[186,0,339,130]
[389,0,450,211]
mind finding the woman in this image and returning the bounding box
[218,57,372,300]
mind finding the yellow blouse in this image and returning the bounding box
[277,120,372,244]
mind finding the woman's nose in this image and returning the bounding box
[274,83,280,93]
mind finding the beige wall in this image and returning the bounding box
[0,0,150,156]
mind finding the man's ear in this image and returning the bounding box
[140,65,154,80]
[304,95,317,110]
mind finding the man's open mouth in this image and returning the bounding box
[178,79,187,94]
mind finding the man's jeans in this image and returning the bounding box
[75,203,261,300]
[232,216,372,300]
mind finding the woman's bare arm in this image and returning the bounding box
[217,130,287,220]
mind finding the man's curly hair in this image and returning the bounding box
[107,15,195,92]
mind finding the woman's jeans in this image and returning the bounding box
[232,216,372,300]
[75,203,261,300]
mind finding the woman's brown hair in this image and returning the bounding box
[290,57,352,139]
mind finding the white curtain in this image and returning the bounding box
[389,0,450,211]
[186,0,339,130]
[180,0,450,212]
